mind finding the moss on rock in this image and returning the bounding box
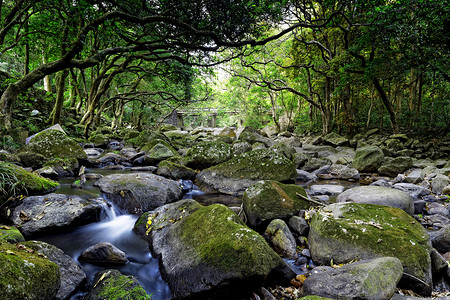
[308,202,432,295]
[0,241,60,299]
[0,226,25,243]
[185,140,232,169]
[243,180,311,227]
[25,130,87,161]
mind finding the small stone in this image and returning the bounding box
[80,242,128,265]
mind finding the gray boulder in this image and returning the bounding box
[393,183,431,199]
[143,143,176,165]
[134,200,295,300]
[431,174,450,195]
[185,141,232,169]
[329,164,360,180]
[323,132,349,147]
[80,242,128,265]
[309,184,345,196]
[429,225,450,253]
[336,186,415,215]
[10,193,103,237]
[156,160,197,180]
[303,157,332,172]
[270,142,296,160]
[308,203,432,295]
[378,156,413,177]
[302,257,403,300]
[23,240,86,300]
[353,145,384,172]
[288,216,309,237]
[264,219,297,258]
[232,142,252,156]
[95,173,182,214]
[196,149,297,196]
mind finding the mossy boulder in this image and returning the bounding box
[185,141,232,170]
[127,130,168,147]
[0,163,59,205]
[353,145,384,172]
[88,134,109,148]
[243,180,312,227]
[323,132,349,147]
[94,173,183,214]
[156,160,197,180]
[269,142,296,160]
[308,203,432,295]
[264,219,297,257]
[0,225,25,243]
[16,151,46,169]
[134,200,294,300]
[25,129,87,161]
[302,257,403,300]
[238,127,273,147]
[84,269,151,300]
[196,149,297,196]
[0,241,60,300]
[143,143,178,165]
[378,156,413,177]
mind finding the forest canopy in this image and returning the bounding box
[0,0,448,137]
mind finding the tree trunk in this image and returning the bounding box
[371,76,399,133]
[49,69,69,125]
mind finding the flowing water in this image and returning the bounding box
[36,171,172,300]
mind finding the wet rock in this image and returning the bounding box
[296,169,317,182]
[329,164,360,180]
[143,143,177,165]
[156,160,197,180]
[80,242,128,265]
[308,203,432,295]
[353,145,384,172]
[196,149,297,196]
[0,241,60,300]
[378,156,413,177]
[23,240,86,300]
[303,157,332,172]
[264,219,297,257]
[242,180,312,227]
[134,200,295,300]
[84,269,150,300]
[93,152,128,167]
[95,173,182,214]
[336,186,415,215]
[302,257,403,300]
[430,249,448,277]
[393,183,431,199]
[309,184,345,196]
[288,216,309,237]
[426,202,449,217]
[185,141,232,169]
[10,193,104,237]
[431,174,450,195]
[405,169,423,184]
[422,214,450,229]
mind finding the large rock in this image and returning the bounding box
[336,186,415,215]
[10,193,104,237]
[95,173,182,214]
[0,241,60,300]
[302,257,403,300]
[0,163,59,205]
[0,225,24,243]
[134,200,295,300]
[353,145,384,172]
[185,141,232,169]
[196,149,297,196]
[378,156,413,177]
[84,269,150,300]
[308,203,432,295]
[156,160,197,180]
[242,180,312,227]
[269,142,296,160]
[23,240,86,300]
[264,219,297,258]
[323,132,349,147]
[429,225,450,253]
[238,127,273,147]
[25,129,87,161]
[80,242,128,265]
[143,143,177,165]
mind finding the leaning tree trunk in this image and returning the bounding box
[49,69,69,125]
[371,76,399,133]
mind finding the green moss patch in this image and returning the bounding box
[0,226,25,243]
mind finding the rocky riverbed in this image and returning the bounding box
[0,125,449,300]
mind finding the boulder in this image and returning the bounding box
[25,129,87,161]
[308,203,432,295]
[429,225,450,253]
[269,142,296,160]
[392,183,431,199]
[143,143,176,165]
[156,160,197,180]
[431,174,450,195]
[0,241,60,300]
[88,134,109,148]
[23,240,86,300]
[322,132,348,147]
[378,156,413,177]
[288,216,309,237]
[232,142,252,156]
[196,149,297,196]
[94,173,182,214]
[336,186,415,215]
[309,184,345,196]
[80,242,128,265]
[353,145,384,172]
[134,200,295,300]
[264,219,297,257]
[0,163,59,205]
[16,151,46,169]
[303,157,332,172]
[302,257,403,300]
[10,193,104,237]
[184,141,232,170]
[242,180,311,228]
[84,269,150,300]
[238,127,273,147]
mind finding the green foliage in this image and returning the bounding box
[0,162,20,198]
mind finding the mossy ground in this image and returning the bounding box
[0,241,60,300]
[177,204,281,276]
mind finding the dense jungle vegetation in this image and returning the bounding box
[0,0,449,144]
